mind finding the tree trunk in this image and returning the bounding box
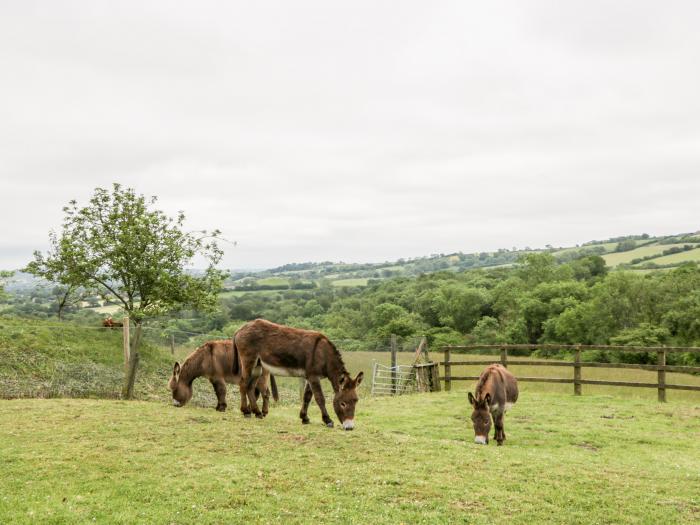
[123,322,143,399]
[57,290,69,321]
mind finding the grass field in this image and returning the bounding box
[85,304,123,315]
[1,393,699,524]
[602,243,697,267]
[3,321,700,523]
[637,247,700,266]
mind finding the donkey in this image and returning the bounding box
[468,364,518,446]
[168,340,278,414]
[233,319,363,430]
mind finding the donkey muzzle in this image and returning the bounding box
[342,419,355,431]
[474,435,488,445]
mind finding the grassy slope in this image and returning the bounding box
[1,393,699,524]
[639,247,700,266]
[0,317,171,400]
[602,243,697,267]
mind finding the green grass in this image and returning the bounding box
[0,317,171,400]
[1,393,699,524]
[81,304,123,316]
[256,277,290,286]
[637,247,700,266]
[3,321,700,522]
[602,243,696,267]
[219,289,288,298]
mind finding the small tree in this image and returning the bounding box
[0,270,13,299]
[25,184,225,398]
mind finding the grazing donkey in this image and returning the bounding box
[468,364,518,446]
[169,340,278,414]
[233,319,363,430]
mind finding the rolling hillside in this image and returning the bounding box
[224,232,700,291]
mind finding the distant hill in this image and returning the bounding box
[5,231,700,300]
[222,231,700,292]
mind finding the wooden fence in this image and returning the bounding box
[440,344,700,402]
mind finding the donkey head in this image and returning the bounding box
[168,362,193,407]
[333,372,364,430]
[468,392,492,445]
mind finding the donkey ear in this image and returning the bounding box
[468,392,476,406]
[355,371,364,385]
[484,393,492,405]
[339,374,348,389]
[173,362,181,377]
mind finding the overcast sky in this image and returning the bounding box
[1,1,699,270]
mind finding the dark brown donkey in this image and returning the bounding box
[233,319,363,430]
[468,364,518,446]
[169,340,278,414]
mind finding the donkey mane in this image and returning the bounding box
[323,337,348,375]
[475,365,497,400]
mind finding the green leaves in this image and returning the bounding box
[25,183,225,320]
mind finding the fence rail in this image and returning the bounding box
[440,344,700,402]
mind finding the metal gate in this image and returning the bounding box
[370,362,418,396]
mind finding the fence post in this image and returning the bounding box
[170,334,175,355]
[444,347,451,391]
[390,334,397,393]
[431,362,441,392]
[500,346,508,368]
[657,350,666,402]
[574,346,582,396]
[122,317,130,374]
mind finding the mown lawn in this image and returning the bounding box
[1,392,699,524]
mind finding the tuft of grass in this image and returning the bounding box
[1,393,698,524]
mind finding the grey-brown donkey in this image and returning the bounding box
[468,364,518,445]
[169,340,278,414]
[233,319,363,430]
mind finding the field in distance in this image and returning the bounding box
[222,232,700,291]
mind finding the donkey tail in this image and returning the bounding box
[231,335,240,376]
[270,374,279,402]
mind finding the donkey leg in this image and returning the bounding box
[309,379,333,428]
[211,379,227,412]
[299,381,313,424]
[238,355,262,418]
[259,375,270,417]
[238,382,251,417]
[245,375,264,419]
[494,412,505,446]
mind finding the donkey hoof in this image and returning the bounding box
[325,421,334,428]
[216,405,226,412]
[497,441,503,446]
[243,413,252,418]
[301,418,310,425]
[255,413,264,419]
